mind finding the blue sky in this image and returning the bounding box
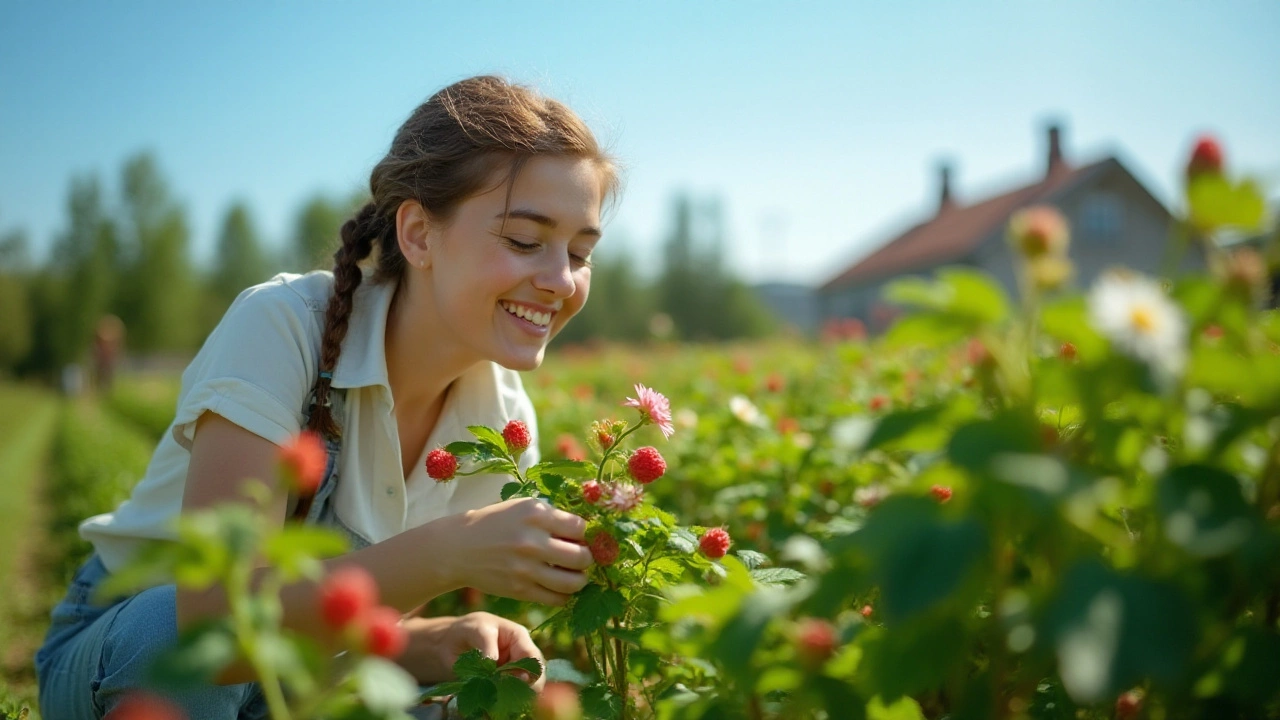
[2,1,1277,284]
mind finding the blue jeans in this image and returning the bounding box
[34,553,269,718]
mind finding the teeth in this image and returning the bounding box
[502,302,551,327]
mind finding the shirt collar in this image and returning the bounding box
[330,271,395,392]
[328,271,514,430]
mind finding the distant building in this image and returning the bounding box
[819,124,1196,332]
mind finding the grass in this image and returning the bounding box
[0,384,59,719]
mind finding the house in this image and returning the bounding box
[819,124,1196,331]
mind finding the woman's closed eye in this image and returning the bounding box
[504,237,592,269]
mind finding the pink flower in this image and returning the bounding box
[600,482,644,513]
[623,383,674,439]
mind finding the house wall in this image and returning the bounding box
[973,162,1196,301]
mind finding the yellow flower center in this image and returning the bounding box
[1130,306,1156,333]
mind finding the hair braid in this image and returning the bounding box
[306,202,381,437]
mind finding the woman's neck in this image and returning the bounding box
[383,276,476,415]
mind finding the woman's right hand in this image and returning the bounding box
[430,497,594,606]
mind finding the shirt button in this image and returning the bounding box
[385,487,395,496]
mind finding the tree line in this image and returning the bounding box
[0,153,774,381]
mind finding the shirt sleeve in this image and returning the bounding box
[171,278,322,449]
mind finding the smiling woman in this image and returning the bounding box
[35,76,620,718]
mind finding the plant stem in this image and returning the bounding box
[227,562,293,720]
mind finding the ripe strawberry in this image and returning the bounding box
[502,420,531,453]
[581,480,603,504]
[627,446,667,484]
[1186,135,1223,178]
[868,395,888,412]
[699,528,731,560]
[794,618,839,669]
[425,448,458,482]
[860,604,874,618]
[967,338,992,366]
[589,532,620,566]
[363,605,408,658]
[1204,324,1224,340]
[930,485,953,503]
[556,434,586,461]
[1059,341,1077,361]
[765,372,785,393]
[105,693,187,720]
[1115,689,1143,719]
[535,682,583,720]
[279,431,327,496]
[319,565,379,630]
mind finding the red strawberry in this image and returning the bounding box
[581,480,603,504]
[860,604,874,618]
[319,565,379,630]
[1115,689,1143,719]
[425,448,458,481]
[794,618,839,669]
[589,532,619,566]
[1186,135,1223,178]
[279,431,327,496]
[1060,341,1077,361]
[930,485,953,503]
[363,605,408,658]
[868,395,888,412]
[105,693,187,720]
[502,420,531,453]
[699,528,731,560]
[627,446,666,484]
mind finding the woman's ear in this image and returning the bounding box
[396,199,432,269]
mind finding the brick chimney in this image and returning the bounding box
[937,161,955,214]
[1046,123,1065,177]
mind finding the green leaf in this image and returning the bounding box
[1041,296,1108,361]
[497,656,543,680]
[545,658,593,686]
[467,425,510,454]
[883,313,971,350]
[751,567,807,587]
[861,406,946,452]
[535,459,597,478]
[570,584,626,636]
[145,620,237,689]
[735,549,768,569]
[710,588,794,685]
[668,528,698,554]
[264,525,348,581]
[1157,465,1258,558]
[453,648,499,680]
[1188,174,1267,232]
[419,679,468,697]
[490,673,537,719]
[353,656,420,712]
[456,676,499,718]
[499,481,523,501]
[937,268,1010,324]
[1046,560,1196,703]
[445,441,481,457]
[580,683,622,719]
[867,695,926,720]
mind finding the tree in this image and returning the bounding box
[0,226,32,373]
[47,175,118,367]
[114,153,199,353]
[292,194,348,271]
[211,201,270,307]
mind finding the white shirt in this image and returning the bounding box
[80,270,540,572]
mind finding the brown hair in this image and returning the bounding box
[306,75,618,437]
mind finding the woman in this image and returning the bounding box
[36,75,619,718]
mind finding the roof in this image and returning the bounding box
[821,158,1112,292]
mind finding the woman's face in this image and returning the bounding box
[420,155,604,371]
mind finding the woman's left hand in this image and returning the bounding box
[399,612,546,691]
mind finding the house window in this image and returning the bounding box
[1082,193,1123,239]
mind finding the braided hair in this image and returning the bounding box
[304,76,619,437]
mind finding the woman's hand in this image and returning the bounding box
[400,613,546,691]
[430,498,594,605]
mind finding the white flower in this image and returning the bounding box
[854,484,890,509]
[1087,271,1187,380]
[675,408,699,431]
[729,395,767,427]
[600,482,644,513]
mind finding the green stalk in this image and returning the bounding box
[227,560,292,720]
